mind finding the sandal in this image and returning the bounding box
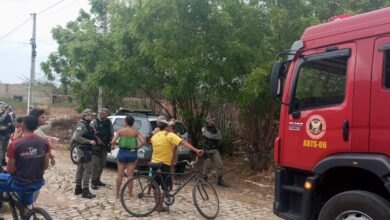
[156,207,169,212]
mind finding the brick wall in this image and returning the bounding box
[0,83,53,104]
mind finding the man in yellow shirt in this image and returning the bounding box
[151,119,202,211]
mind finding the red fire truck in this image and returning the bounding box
[270,7,390,220]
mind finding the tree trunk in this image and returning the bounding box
[241,102,278,172]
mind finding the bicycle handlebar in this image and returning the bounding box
[177,156,199,169]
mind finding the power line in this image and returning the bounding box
[43,0,79,15]
[37,0,66,15]
[0,44,29,58]
[0,0,31,4]
[0,39,29,45]
[0,17,31,40]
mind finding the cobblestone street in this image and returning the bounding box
[34,147,280,220]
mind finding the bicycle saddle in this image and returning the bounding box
[148,162,163,169]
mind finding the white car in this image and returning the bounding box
[108,114,192,172]
[70,112,192,171]
[107,113,153,163]
[147,115,191,162]
[70,113,153,164]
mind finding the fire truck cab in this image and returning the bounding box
[270,7,390,220]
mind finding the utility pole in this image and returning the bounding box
[98,87,103,116]
[97,5,108,117]
[27,13,36,114]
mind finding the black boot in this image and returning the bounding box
[82,188,96,199]
[217,176,229,187]
[91,181,99,190]
[74,185,82,195]
[96,179,106,186]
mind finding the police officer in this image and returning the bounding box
[72,109,97,199]
[0,103,12,166]
[90,108,113,190]
[202,116,229,187]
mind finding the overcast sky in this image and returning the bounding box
[0,0,90,84]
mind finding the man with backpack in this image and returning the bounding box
[72,109,97,199]
[0,103,13,166]
[202,116,229,187]
[90,108,113,190]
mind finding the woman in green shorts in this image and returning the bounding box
[111,115,145,199]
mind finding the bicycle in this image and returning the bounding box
[0,191,52,220]
[120,157,219,219]
[0,174,52,220]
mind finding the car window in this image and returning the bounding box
[112,118,142,132]
[150,121,157,131]
[384,49,390,88]
[292,54,348,110]
[174,122,187,135]
[138,118,152,137]
[112,118,125,132]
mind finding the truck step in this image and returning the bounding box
[281,185,304,194]
[278,211,301,220]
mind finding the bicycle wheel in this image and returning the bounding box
[25,207,52,220]
[120,175,160,217]
[192,180,219,219]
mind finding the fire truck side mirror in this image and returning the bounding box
[270,61,284,98]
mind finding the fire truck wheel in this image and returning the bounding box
[318,190,390,220]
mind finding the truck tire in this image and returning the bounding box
[318,190,390,220]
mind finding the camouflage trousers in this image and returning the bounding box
[0,137,9,165]
[202,149,223,178]
[75,149,93,189]
[91,146,107,182]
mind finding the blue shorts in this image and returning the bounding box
[116,148,137,163]
[0,174,44,206]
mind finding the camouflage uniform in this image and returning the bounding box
[202,116,229,187]
[90,109,113,189]
[0,104,12,165]
[72,109,96,199]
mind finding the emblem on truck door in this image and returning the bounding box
[306,115,326,139]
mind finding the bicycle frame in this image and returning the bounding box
[1,190,53,220]
[120,158,220,219]
[165,171,199,198]
[135,165,200,198]
[1,191,27,219]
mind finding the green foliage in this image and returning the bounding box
[42,0,390,171]
[219,125,237,156]
[0,97,26,110]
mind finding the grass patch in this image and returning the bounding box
[51,117,78,130]
[0,98,26,110]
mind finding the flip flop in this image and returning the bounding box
[156,207,169,212]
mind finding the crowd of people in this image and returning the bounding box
[70,108,230,204]
[0,103,229,214]
[0,103,56,209]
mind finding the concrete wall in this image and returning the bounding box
[0,83,53,104]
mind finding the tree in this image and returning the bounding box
[41,1,123,111]
[42,0,390,171]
